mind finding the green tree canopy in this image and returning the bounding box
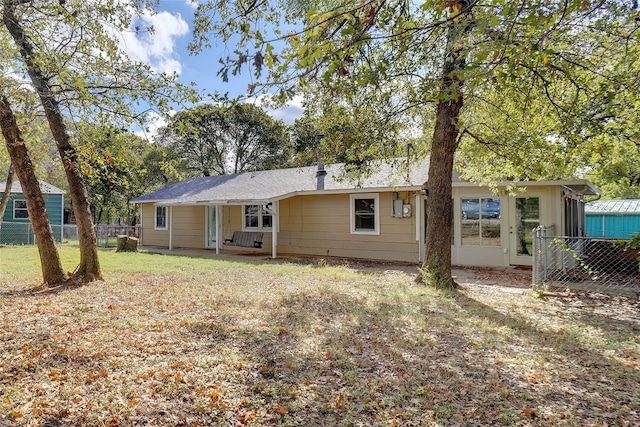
[77,124,174,225]
[2,0,198,282]
[159,103,293,176]
[191,0,639,287]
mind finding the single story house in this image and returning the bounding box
[585,199,640,239]
[131,158,600,267]
[0,180,65,244]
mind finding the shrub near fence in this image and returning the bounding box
[533,225,640,300]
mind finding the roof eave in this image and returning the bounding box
[451,179,601,196]
[146,185,425,206]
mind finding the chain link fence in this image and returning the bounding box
[0,222,139,249]
[0,221,43,245]
[533,225,640,300]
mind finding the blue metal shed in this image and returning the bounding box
[0,180,65,244]
[585,199,640,239]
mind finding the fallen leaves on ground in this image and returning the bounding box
[0,262,638,426]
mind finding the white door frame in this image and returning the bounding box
[508,192,547,266]
[205,205,221,253]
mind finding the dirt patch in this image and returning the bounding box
[293,256,639,322]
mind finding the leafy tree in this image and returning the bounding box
[83,134,179,225]
[0,110,68,192]
[0,50,68,283]
[77,124,169,224]
[2,0,196,282]
[586,136,640,199]
[289,116,320,167]
[160,105,229,177]
[191,0,639,289]
[0,164,14,224]
[289,102,417,171]
[581,82,640,199]
[226,103,292,173]
[161,103,292,176]
[0,96,67,284]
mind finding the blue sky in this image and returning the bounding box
[123,1,304,133]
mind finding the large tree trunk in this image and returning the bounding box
[421,99,463,289]
[0,96,68,285]
[419,15,473,289]
[0,163,14,225]
[3,3,102,281]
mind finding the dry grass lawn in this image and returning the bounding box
[0,245,638,426]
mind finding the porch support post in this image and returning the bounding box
[168,206,173,251]
[216,205,221,254]
[272,200,279,259]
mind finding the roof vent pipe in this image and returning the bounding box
[406,142,413,181]
[315,133,327,190]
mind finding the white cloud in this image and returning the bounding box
[246,94,305,124]
[1,64,32,92]
[119,11,189,75]
[134,111,170,140]
[184,0,198,9]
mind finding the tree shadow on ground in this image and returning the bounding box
[2,260,636,426]
[182,285,639,426]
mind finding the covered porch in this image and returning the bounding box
[146,199,283,259]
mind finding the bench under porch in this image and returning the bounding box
[223,231,264,248]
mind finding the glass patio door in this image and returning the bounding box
[509,196,542,266]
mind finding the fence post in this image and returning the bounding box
[532,225,545,291]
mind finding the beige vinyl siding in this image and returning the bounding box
[172,205,206,248]
[141,203,170,246]
[277,192,420,262]
[221,205,243,239]
[141,192,420,261]
[140,203,206,249]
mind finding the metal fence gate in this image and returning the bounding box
[533,226,640,300]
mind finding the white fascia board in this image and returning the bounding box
[130,199,165,205]
[224,199,272,205]
[151,185,424,207]
[155,199,272,207]
[273,186,424,201]
[451,179,600,195]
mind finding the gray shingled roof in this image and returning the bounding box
[0,181,65,195]
[132,158,436,205]
[131,157,599,206]
[586,199,640,215]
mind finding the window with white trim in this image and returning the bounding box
[243,203,273,230]
[13,200,28,219]
[461,197,501,246]
[155,206,167,230]
[350,193,379,234]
